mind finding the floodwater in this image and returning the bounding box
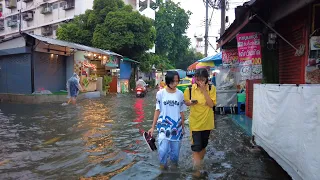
[0,91,291,180]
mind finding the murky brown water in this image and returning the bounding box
[0,91,291,180]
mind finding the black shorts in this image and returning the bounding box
[191,130,211,152]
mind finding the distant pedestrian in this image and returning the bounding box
[184,68,217,177]
[66,73,83,105]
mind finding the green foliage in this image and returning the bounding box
[155,1,191,67]
[175,48,205,70]
[93,10,155,58]
[103,75,112,91]
[145,79,156,88]
[83,78,89,88]
[57,0,155,58]
[129,73,136,90]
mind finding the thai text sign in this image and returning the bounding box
[237,32,262,80]
[222,49,239,64]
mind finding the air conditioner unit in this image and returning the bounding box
[0,26,4,30]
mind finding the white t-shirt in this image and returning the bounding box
[156,89,187,141]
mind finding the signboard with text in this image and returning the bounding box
[236,32,262,80]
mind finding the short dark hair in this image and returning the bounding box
[165,71,180,87]
[195,68,209,84]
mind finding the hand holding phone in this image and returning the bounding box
[191,100,198,104]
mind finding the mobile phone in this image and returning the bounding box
[191,100,198,103]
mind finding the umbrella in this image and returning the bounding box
[188,62,198,71]
[196,61,215,69]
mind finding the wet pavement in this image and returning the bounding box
[0,91,291,180]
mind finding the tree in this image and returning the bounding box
[175,48,204,70]
[93,9,156,58]
[155,1,191,66]
[57,0,155,58]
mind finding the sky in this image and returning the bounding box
[173,0,248,56]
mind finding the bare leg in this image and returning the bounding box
[71,97,76,105]
[193,151,202,177]
[200,149,206,160]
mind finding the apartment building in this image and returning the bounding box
[0,0,160,40]
[0,0,93,39]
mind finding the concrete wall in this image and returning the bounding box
[33,52,66,92]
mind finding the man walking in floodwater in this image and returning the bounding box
[66,73,83,105]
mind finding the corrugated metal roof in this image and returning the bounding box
[25,33,123,57]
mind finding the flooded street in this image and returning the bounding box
[0,91,291,180]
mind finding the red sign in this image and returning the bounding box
[236,32,262,65]
[236,32,262,80]
[222,49,238,64]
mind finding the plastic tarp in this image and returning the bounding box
[253,84,320,180]
[216,90,237,107]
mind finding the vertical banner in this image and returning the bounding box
[237,33,263,80]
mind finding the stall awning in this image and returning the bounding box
[25,33,122,57]
[123,57,140,64]
[198,52,222,62]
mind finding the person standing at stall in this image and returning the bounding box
[184,68,217,177]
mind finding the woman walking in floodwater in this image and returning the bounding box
[66,73,83,105]
[184,68,217,177]
[148,71,186,170]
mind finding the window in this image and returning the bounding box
[60,2,66,7]
[0,4,3,13]
[12,15,18,21]
[29,31,34,34]
[53,3,58,9]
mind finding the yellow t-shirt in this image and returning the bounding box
[184,84,217,131]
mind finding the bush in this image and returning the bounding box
[145,79,155,88]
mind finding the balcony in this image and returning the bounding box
[22,0,33,3]
[63,3,74,10]
[41,6,52,14]
[22,12,33,21]
[7,20,18,28]
[42,26,53,36]
[5,0,17,9]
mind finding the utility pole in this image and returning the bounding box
[204,0,209,57]
[220,0,226,36]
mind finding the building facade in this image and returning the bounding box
[0,0,159,40]
[0,0,94,39]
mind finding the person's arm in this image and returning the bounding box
[199,82,214,108]
[180,112,185,134]
[149,110,160,133]
[148,92,161,135]
[183,87,197,106]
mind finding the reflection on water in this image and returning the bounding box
[0,92,291,180]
